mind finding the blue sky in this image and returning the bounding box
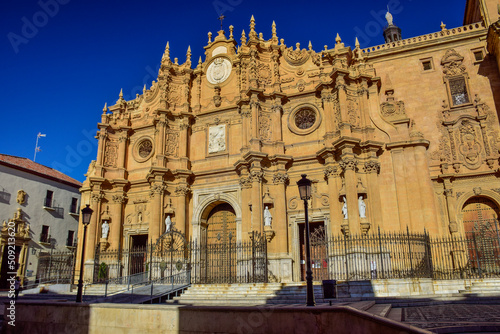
[0,0,465,182]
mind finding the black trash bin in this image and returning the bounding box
[322,279,336,298]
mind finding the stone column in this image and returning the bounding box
[155,118,167,167]
[443,182,458,235]
[175,184,190,236]
[249,95,260,151]
[272,172,288,253]
[84,191,103,281]
[321,89,337,141]
[95,131,107,176]
[340,157,360,235]
[179,121,189,169]
[240,108,251,152]
[336,74,351,137]
[149,181,165,244]
[324,166,341,235]
[239,171,252,236]
[364,161,382,229]
[250,169,263,233]
[110,193,126,250]
[389,147,411,231]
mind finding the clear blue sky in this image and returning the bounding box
[0,0,465,182]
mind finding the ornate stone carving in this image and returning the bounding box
[257,63,272,85]
[324,166,338,179]
[288,196,299,210]
[441,49,466,77]
[165,130,179,157]
[91,192,104,203]
[443,189,453,197]
[250,170,264,182]
[364,161,380,174]
[175,185,190,197]
[207,57,232,84]
[347,98,360,127]
[112,194,126,203]
[239,177,252,189]
[104,141,118,167]
[213,86,222,107]
[208,124,226,153]
[458,120,482,168]
[259,114,272,141]
[273,172,289,184]
[283,44,310,66]
[149,183,166,198]
[339,158,358,172]
[380,99,406,119]
[16,190,26,205]
[473,187,482,195]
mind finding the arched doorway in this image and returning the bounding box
[201,203,237,283]
[206,203,236,245]
[461,197,500,275]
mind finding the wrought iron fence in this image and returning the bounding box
[35,249,76,284]
[309,226,500,281]
[93,230,268,284]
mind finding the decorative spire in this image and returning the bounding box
[308,40,312,51]
[272,21,277,41]
[174,57,179,65]
[296,42,300,50]
[355,37,360,48]
[335,33,342,44]
[208,32,212,43]
[241,29,247,44]
[198,56,203,69]
[119,89,123,98]
[186,45,191,64]
[102,103,107,113]
[162,41,170,62]
[440,21,447,31]
[143,84,146,94]
[229,25,234,39]
[249,15,257,39]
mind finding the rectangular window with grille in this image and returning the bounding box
[44,190,53,208]
[66,230,75,247]
[40,225,49,243]
[449,77,469,106]
[70,198,78,214]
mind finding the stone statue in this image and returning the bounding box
[264,206,272,227]
[101,220,110,239]
[16,190,26,205]
[342,196,348,220]
[165,215,172,232]
[385,9,394,26]
[138,212,143,223]
[358,196,366,218]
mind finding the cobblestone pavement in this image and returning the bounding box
[403,304,500,332]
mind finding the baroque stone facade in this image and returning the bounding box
[79,0,500,282]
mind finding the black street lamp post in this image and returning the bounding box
[76,204,93,303]
[297,174,315,306]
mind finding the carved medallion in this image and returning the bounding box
[207,57,232,84]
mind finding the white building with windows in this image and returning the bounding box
[0,154,81,286]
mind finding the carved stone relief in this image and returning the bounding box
[104,141,118,167]
[207,57,232,85]
[165,131,179,157]
[259,114,272,141]
[208,124,226,153]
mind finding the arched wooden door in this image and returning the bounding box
[461,197,500,275]
[203,203,236,282]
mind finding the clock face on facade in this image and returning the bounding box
[206,57,232,84]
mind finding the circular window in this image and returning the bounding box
[288,105,322,135]
[138,140,153,158]
[295,109,316,130]
[133,137,154,162]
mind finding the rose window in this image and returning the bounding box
[294,109,316,130]
[138,140,153,158]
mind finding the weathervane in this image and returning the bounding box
[218,14,225,31]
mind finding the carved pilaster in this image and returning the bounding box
[324,166,338,180]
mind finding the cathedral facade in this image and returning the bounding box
[79,0,500,282]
